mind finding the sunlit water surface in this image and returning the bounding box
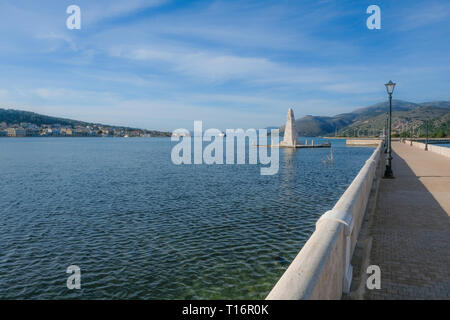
[0,137,374,299]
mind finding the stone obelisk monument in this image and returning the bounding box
[280,108,298,147]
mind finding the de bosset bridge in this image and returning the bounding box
[265,130,450,299]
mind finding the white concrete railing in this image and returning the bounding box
[405,140,450,159]
[266,143,382,300]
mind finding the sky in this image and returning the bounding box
[0,0,449,131]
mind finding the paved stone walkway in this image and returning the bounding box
[365,142,450,299]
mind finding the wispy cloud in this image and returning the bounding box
[109,44,346,86]
[36,32,79,51]
[395,1,450,31]
[82,0,170,26]
[0,0,449,130]
[0,89,8,99]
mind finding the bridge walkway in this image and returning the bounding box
[354,142,450,299]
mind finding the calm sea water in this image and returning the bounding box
[0,137,374,299]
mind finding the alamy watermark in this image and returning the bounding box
[66,265,81,289]
[366,265,381,290]
[366,5,381,30]
[171,121,280,175]
[65,5,380,31]
[66,5,81,30]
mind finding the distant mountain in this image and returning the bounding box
[290,115,344,137]
[280,100,450,137]
[0,108,171,136]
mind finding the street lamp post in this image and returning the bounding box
[383,80,396,179]
[384,113,388,153]
[425,120,429,151]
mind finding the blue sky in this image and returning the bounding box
[0,0,449,130]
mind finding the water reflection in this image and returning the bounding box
[280,148,296,197]
[0,137,374,299]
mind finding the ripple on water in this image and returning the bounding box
[0,137,374,299]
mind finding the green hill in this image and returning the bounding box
[0,108,171,136]
[0,108,92,127]
[280,100,450,137]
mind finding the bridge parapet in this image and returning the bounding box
[405,140,450,159]
[266,142,382,300]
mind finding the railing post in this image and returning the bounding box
[317,209,354,293]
